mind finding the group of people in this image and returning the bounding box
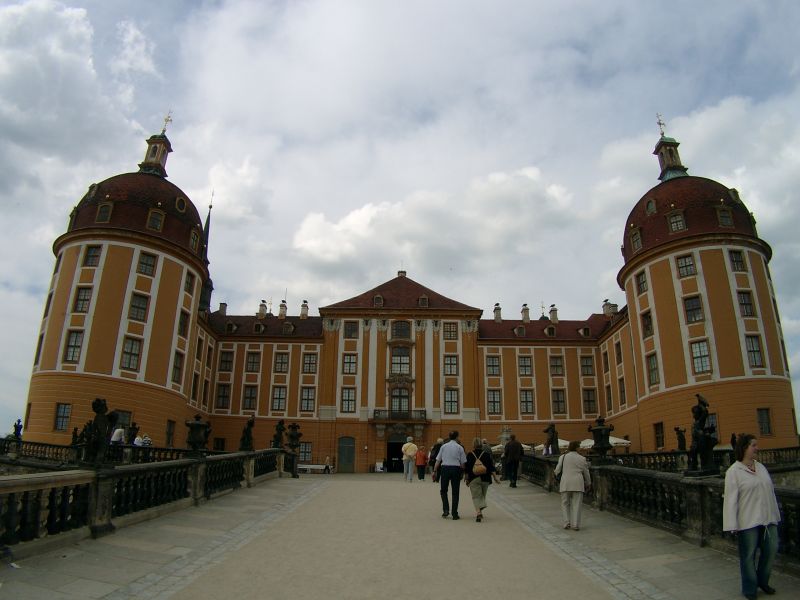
[109,426,151,447]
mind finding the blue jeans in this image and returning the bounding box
[737,524,778,596]
[403,459,414,481]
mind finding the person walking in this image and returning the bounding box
[554,440,591,530]
[401,436,418,482]
[466,437,501,522]
[428,438,444,482]
[723,434,781,600]
[503,434,524,488]
[415,445,428,480]
[323,455,331,474]
[433,430,467,519]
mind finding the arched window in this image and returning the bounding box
[96,203,112,223]
[147,209,165,231]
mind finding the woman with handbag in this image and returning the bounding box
[465,437,501,522]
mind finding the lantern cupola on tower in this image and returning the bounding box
[653,114,688,182]
[138,112,174,177]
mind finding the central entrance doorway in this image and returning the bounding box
[386,434,406,473]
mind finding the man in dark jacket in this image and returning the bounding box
[504,434,524,488]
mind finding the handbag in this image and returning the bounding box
[472,451,487,475]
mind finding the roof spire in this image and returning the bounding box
[202,191,213,260]
[656,112,666,137]
[161,110,173,135]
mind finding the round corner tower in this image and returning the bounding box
[24,130,213,445]
[616,134,796,450]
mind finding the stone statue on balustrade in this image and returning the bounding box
[185,414,211,453]
[272,419,286,449]
[12,419,22,440]
[84,398,118,464]
[286,422,303,479]
[588,416,615,462]
[239,416,255,451]
[686,394,718,475]
[543,423,558,456]
[674,427,687,452]
[71,427,80,446]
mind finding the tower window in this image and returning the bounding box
[746,336,764,368]
[63,330,84,363]
[683,296,704,323]
[757,408,772,435]
[54,403,71,431]
[641,311,653,338]
[120,337,142,371]
[645,199,656,215]
[582,389,597,414]
[83,245,102,267]
[487,389,502,414]
[73,287,92,313]
[177,311,189,337]
[146,209,165,231]
[729,250,747,272]
[128,293,149,322]
[184,272,195,294]
[690,340,711,374]
[171,351,184,384]
[635,271,648,294]
[717,208,734,227]
[676,254,696,277]
[96,203,112,223]
[190,230,200,252]
[738,291,755,317]
[149,145,159,159]
[667,212,686,233]
[630,229,642,252]
[646,353,660,386]
[137,253,157,276]
[175,197,187,212]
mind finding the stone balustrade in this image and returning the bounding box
[0,448,284,557]
[520,452,800,573]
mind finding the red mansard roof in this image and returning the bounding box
[479,312,613,342]
[321,273,481,313]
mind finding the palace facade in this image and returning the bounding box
[21,128,797,472]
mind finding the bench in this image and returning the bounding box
[297,464,332,474]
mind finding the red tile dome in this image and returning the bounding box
[621,175,759,263]
[69,172,204,257]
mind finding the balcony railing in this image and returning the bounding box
[371,409,427,422]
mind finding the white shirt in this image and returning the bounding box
[110,428,125,443]
[436,440,467,467]
[722,460,781,532]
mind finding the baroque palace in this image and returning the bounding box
[22,126,797,472]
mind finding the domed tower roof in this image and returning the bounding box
[619,132,766,271]
[65,128,206,260]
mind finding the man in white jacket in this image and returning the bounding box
[723,434,781,600]
[554,440,591,530]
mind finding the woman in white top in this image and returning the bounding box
[723,434,781,600]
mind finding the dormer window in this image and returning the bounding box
[418,295,429,308]
[373,294,384,308]
[546,326,556,337]
[147,209,165,232]
[190,230,200,252]
[282,322,295,335]
[645,199,656,215]
[630,229,642,252]
[580,327,590,337]
[514,326,526,337]
[96,203,112,223]
[717,207,733,227]
[226,322,237,334]
[667,211,686,233]
[254,323,264,333]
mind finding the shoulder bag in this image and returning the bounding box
[472,451,487,475]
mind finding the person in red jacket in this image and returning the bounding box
[415,445,428,480]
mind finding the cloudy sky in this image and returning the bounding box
[1,0,799,431]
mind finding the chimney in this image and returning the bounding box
[602,299,619,316]
[549,304,558,324]
[493,303,502,323]
[219,302,227,316]
[278,299,287,320]
[300,300,309,320]
[521,303,530,324]
[258,300,267,319]
[398,270,407,277]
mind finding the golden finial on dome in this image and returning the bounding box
[656,113,666,137]
[161,110,173,135]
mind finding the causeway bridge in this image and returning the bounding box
[1,442,799,599]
